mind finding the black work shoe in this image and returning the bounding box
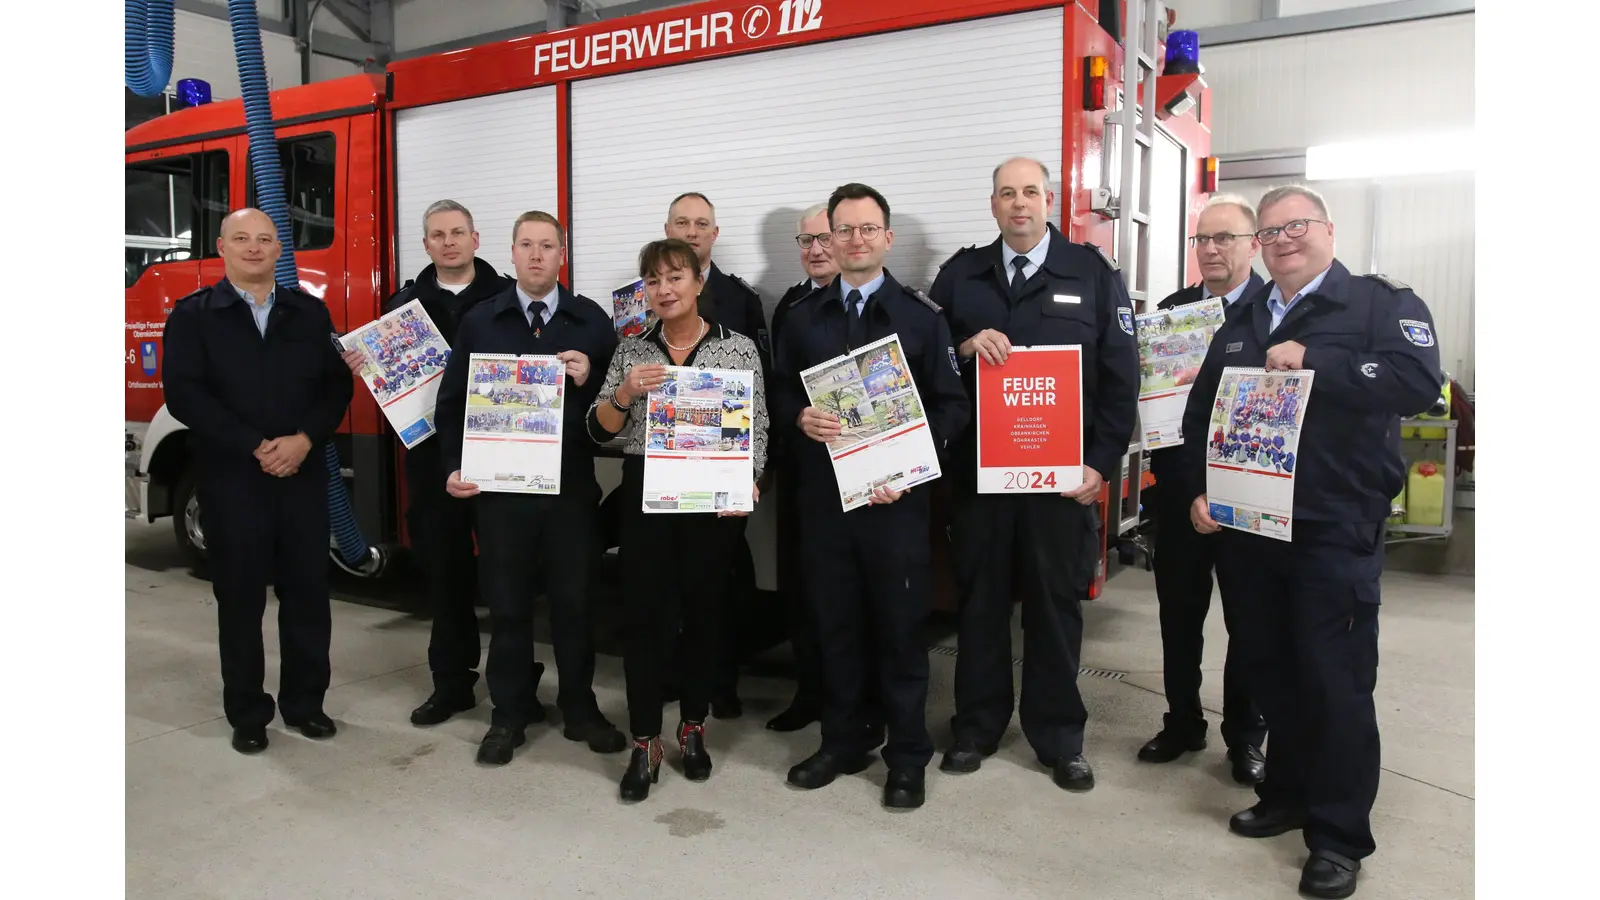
[1229,744,1267,786]
[711,694,743,720]
[476,725,526,765]
[787,750,872,790]
[1051,754,1096,792]
[410,691,476,726]
[1229,803,1308,838]
[283,713,337,739]
[883,768,926,809]
[765,701,821,732]
[231,726,268,754]
[678,721,712,781]
[1137,730,1207,763]
[620,737,663,802]
[939,739,998,774]
[563,716,627,754]
[1299,850,1360,899]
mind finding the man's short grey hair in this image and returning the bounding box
[1257,185,1330,222]
[1203,193,1258,230]
[992,157,1052,192]
[796,203,829,233]
[422,199,475,234]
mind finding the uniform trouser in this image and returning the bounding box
[616,459,741,737]
[403,443,481,695]
[950,491,1098,762]
[474,485,604,729]
[803,496,932,770]
[202,463,331,730]
[1152,487,1266,749]
[1215,520,1384,861]
[714,517,756,698]
[776,463,823,707]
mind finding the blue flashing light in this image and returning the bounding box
[1164,30,1200,75]
[176,78,212,107]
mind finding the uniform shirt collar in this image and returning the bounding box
[1001,229,1050,274]
[515,282,559,321]
[232,283,276,307]
[1267,265,1332,311]
[838,271,886,307]
[1204,277,1254,307]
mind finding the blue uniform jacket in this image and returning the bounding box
[1179,259,1443,523]
[933,224,1140,487]
[162,278,354,477]
[434,281,618,483]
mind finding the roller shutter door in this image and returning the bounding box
[393,87,559,287]
[570,8,1065,312]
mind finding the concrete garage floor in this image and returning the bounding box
[126,519,1473,899]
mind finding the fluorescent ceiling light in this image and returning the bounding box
[1305,131,1475,180]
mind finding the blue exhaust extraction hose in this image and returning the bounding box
[124,0,175,97]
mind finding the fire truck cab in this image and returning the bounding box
[125,0,1212,602]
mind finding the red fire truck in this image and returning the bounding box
[125,0,1212,602]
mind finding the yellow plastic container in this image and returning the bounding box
[1402,381,1451,439]
[1405,460,1447,527]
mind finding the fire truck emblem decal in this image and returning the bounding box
[742,6,770,39]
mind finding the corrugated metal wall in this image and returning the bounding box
[1203,14,1474,157]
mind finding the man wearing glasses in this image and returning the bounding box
[1138,194,1268,785]
[934,157,1139,794]
[766,203,838,733]
[773,183,969,810]
[1180,185,1442,899]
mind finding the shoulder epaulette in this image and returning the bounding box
[909,287,942,314]
[729,273,760,296]
[1362,273,1410,291]
[1083,242,1118,270]
[174,286,209,307]
[939,245,977,270]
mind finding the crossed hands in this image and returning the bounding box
[256,434,313,478]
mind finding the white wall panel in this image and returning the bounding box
[1204,14,1474,155]
[569,8,1064,314]
[1172,0,1262,29]
[172,10,361,98]
[395,0,546,51]
[393,88,559,284]
[1219,174,1474,389]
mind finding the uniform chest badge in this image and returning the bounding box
[1399,319,1434,347]
[1225,342,1243,353]
[1361,362,1380,378]
[1117,307,1134,335]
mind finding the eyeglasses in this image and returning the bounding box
[1188,232,1253,248]
[1255,219,1328,244]
[795,232,833,249]
[832,224,884,242]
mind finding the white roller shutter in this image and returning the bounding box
[570,8,1064,311]
[393,88,559,288]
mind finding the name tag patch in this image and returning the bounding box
[1054,294,1081,304]
[1225,342,1243,353]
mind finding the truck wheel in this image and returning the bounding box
[171,474,208,568]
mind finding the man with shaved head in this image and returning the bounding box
[162,207,354,755]
[933,157,1139,794]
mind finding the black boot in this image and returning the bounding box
[679,720,712,782]
[620,736,663,802]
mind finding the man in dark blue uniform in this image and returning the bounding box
[933,157,1139,793]
[162,208,354,755]
[664,191,770,717]
[773,183,969,810]
[1140,194,1268,785]
[434,211,627,765]
[1181,185,1442,899]
[341,200,515,728]
[766,202,841,732]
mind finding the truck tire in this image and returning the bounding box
[171,473,208,569]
